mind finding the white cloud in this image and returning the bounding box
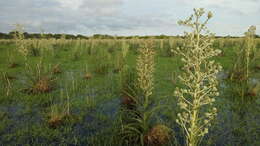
[179,0,260,14]
[55,0,123,14]
[0,0,259,35]
[56,0,84,10]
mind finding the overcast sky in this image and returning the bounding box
[0,0,260,36]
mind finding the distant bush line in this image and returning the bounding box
[0,31,259,39]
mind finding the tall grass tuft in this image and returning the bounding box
[1,72,13,96]
[22,60,56,94]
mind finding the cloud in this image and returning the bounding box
[178,0,260,15]
[56,0,123,16]
[0,0,124,33]
[0,0,177,35]
[0,0,259,35]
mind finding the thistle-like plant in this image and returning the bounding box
[12,24,28,60]
[230,26,256,82]
[136,41,156,107]
[174,8,222,146]
[244,25,256,80]
[120,41,157,145]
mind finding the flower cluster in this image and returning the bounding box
[13,24,28,59]
[245,25,256,80]
[136,41,156,106]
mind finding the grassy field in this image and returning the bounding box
[0,38,260,146]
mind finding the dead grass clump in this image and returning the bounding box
[23,76,55,94]
[34,77,54,93]
[144,125,171,146]
[246,83,260,97]
[52,64,62,74]
[8,63,19,68]
[47,113,78,129]
[48,114,65,128]
[83,72,92,80]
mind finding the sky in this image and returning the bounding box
[0,0,260,36]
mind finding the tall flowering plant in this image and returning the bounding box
[174,8,222,146]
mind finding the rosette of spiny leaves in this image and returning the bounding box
[174,8,222,146]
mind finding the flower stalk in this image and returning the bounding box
[174,8,222,146]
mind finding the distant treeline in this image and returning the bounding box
[0,32,259,39]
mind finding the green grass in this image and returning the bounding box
[0,39,260,145]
